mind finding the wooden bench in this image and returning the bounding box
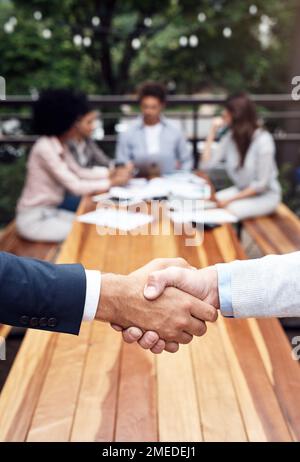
[0,221,60,339]
[243,203,300,255]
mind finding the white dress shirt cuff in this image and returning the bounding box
[83,270,101,321]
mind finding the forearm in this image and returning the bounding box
[202,130,217,163]
[225,186,257,203]
[217,252,300,318]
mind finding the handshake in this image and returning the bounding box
[96,258,220,354]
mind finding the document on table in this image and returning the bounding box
[77,208,154,231]
[168,208,238,224]
[92,175,211,202]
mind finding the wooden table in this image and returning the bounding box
[0,197,300,442]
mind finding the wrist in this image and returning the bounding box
[202,266,220,310]
[210,267,220,310]
[95,273,127,323]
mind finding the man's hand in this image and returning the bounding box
[96,258,217,350]
[111,258,194,354]
[144,265,220,309]
[120,265,220,354]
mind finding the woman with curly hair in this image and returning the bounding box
[16,89,132,242]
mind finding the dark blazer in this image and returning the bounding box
[0,252,86,335]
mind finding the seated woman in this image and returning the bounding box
[116,82,193,175]
[202,92,281,220]
[16,89,131,242]
[67,105,111,168]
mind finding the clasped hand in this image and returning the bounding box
[97,258,220,354]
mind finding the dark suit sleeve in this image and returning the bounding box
[0,252,87,335]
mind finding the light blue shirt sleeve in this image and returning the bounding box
[215,263,234,317]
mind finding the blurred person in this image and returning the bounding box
[16,89,132,243]
[67,105,111,168]
[116,81,193,175]
[202,92,281,220]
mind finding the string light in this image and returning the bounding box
[73,34,82,46]
[42,28,52,39]
[198,12,206,23]
[91,16,100,27]
[223,27,232,38]
[3,16,17,33]
[144,17,152,27]
[179,36,188,47]
[189,35,199,47]
[33,11,42,21]
[83,37,92,47]
[249,5,258,15]
[9,16,17,26]
[4,22,14,33]
[131,38,141,49]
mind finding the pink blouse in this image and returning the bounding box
[17,136,110,212]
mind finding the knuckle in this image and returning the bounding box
[175,257,188,267]
[176,316,187,330]
[182,334,193,345]
[209,308,218,322]
[183,301,192,313]
[199,322,207,336]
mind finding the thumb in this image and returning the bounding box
[144,267,189,300]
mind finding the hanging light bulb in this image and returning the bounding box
[73,34,82,46]
[33,11,42,21]
[9,16,17,26]
[4,22,14,34]
[189,35,199,47]
[249,5,258,16]
[198,12,206,23]
[144,17,152,27]
[223,27,232,38]
[42,28,52,39]
[179,36,188,47]
[83,37,92,47]
[91,16,100,27]
[131,38,141,49]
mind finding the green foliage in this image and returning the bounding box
[0,0,297,94]
[0,154,26,225]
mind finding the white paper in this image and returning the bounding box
[93,174,211,203]
[168,208,238,224]
[77,208,153,231]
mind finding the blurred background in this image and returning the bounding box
[1,0,300,225]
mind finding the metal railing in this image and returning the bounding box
[1,94,300,165]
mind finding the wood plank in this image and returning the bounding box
[152,221,202,442]
[26,323,92,442]
[114,230,157,442]
[176,227,247,441]
[73,229,134,442]
[0,325,11,339]
[0,330,56,442]
[71,322,122,442]
[256,319,300,441]
[244,203,300,255]
[157,345,202,442]
[27,214,111,441]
